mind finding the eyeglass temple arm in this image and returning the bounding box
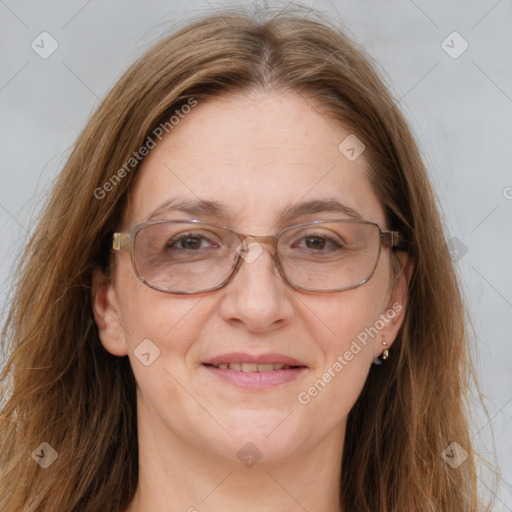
[112,232,132,252]
[383,230,402,248]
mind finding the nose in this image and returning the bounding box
[218,241,295,332]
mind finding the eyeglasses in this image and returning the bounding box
[111,219,402,294]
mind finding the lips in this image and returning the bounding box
[202,352,308,389]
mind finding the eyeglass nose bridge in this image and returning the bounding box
[237,233,278,247]
[231,233,287,284]
[234,233,279,262]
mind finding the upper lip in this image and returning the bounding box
[203,352,307,367]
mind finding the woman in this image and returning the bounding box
[0,5,485,511]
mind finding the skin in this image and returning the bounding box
[92,90,410,512]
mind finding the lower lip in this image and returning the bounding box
[202,364,307,390]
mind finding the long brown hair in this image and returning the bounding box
[0,4,487,510]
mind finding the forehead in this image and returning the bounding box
[124,91,385,231]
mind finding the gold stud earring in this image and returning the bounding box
[373,340,389,365]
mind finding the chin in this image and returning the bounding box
[216,410,306,455]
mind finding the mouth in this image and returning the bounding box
[201,353,308,390]
[205,362,300,372]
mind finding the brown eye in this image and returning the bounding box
[294,234,342,252]
[175,236,205,250]
[304,236,326,250]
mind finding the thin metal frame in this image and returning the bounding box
[112,219,402,294]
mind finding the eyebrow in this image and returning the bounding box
[146,199,228,222]
[280,199,362,220]
[145,198,362,223]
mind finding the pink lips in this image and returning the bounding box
[202,352,308,390]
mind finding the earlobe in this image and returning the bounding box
[91,267,129,357]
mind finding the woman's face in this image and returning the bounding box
[94,90,407,466]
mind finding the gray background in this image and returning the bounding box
[1,0,511,507]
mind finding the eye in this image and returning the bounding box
[303,236,328,250]
[167,233,219,251]
[293,234,343,251]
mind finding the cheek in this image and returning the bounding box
[114,259,212,364]
[295,290,384,428]
[116,282,217,421]
[308,285,385,355]
[301,266,390,382]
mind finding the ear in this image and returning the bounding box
[374,251,414,357]
[91,267,129,357]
